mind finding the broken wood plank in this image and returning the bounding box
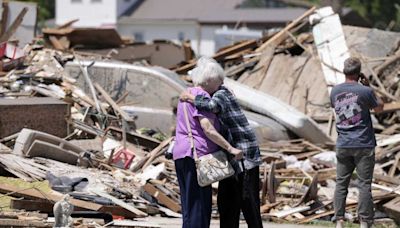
[0,0,9,37]
[374,174,400,185]
[380,102,400,114]
[143,183,181,213]
[270,206,310,218]
[260,202,282,213]
[383,197,400,225]
[11,199,139,219]
[267,162,278,203]
[57,19,79,30]
[48,36,66,51]
[0,219,50,227]
[0,7,28,43]
[256,6,316,52]
[261,162,268,204]
[0,183,102,211]
[94,82,134,122]
[372,183,400,196]
[175,39,259,74]
[141,137,174,170]
[298,203,357,224]
[295,173,319,207]
[91,189,147,218]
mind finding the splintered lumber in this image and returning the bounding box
[261,202,282,213]
[141,137,174,170]
[105,126,160,150]
[0,183,102,211]
[11,199,139,219]
[270,206,310,218]
[239,45,276,89]
[0,0,9,36]
[374,174,400,185]
[267,162,278,203]
[94,83,134,122]
[91,189,147,218]
[295,173,319,207]
[380,102,400,114]
[175,39,258,74]
[143,183,181,213]
[48,36,66,51]
[261,162,268,204]
[383,197,400,225]
[0,219,50,227]
[298,203,357,224]
[10,199,54,213]
[0,7,28,43]
[57,19,79,29]
[256,6,316,52]
[372,183,400,196]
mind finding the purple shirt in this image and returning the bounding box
[173,87,220,160]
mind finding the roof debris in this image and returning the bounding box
[0,4,400,228]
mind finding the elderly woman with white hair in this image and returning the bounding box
[172,57,243,228]
[180,57,263,228]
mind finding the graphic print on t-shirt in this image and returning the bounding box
[334,92,362,128]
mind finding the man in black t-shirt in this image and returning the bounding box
[330,57,383,228]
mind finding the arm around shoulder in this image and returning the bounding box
[198,117,243,160]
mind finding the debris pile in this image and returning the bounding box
[1,4,400,227]
[172,6,400,225]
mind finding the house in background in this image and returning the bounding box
[55,0,139,28]
[118,0,307,56]
[55,0,307,56]
[54,0,371,56]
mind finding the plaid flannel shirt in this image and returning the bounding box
[194,86,261,170]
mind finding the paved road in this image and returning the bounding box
[143,217,328,228]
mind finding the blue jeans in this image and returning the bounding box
[334,148,375,223]
[175,157,212,228]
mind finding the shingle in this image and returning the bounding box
[121,0,307,24]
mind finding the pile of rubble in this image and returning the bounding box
[1,4,400,227]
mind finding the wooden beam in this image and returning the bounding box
[256,6,316,52]
[374,174,400,185]
[91,189,147,218]
[380,102,400,114]
[175,39,258,74]
[94,83,134,122]
[0,219,50,227]
[141,137,174,170]
[48,36,65,50]
[11,199,140,219]
[0,183,102,211]
[143,183,181,213]
[57,19,79,29]
[0,0,9,37]
[0,7,28,43]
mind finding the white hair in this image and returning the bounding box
[191,57,225,87]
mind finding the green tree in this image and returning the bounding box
[241,0,400,31]
[12,0,55,27]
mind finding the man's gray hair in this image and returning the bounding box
[343,57,361,75]
[191,57,225,86]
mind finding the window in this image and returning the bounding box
[178,32,185,41]
[71,0,82,3]
[133,32,144,42]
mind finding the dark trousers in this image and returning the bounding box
[334,148,375,223]
[175,157,212,228]
[218,166,263,228]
